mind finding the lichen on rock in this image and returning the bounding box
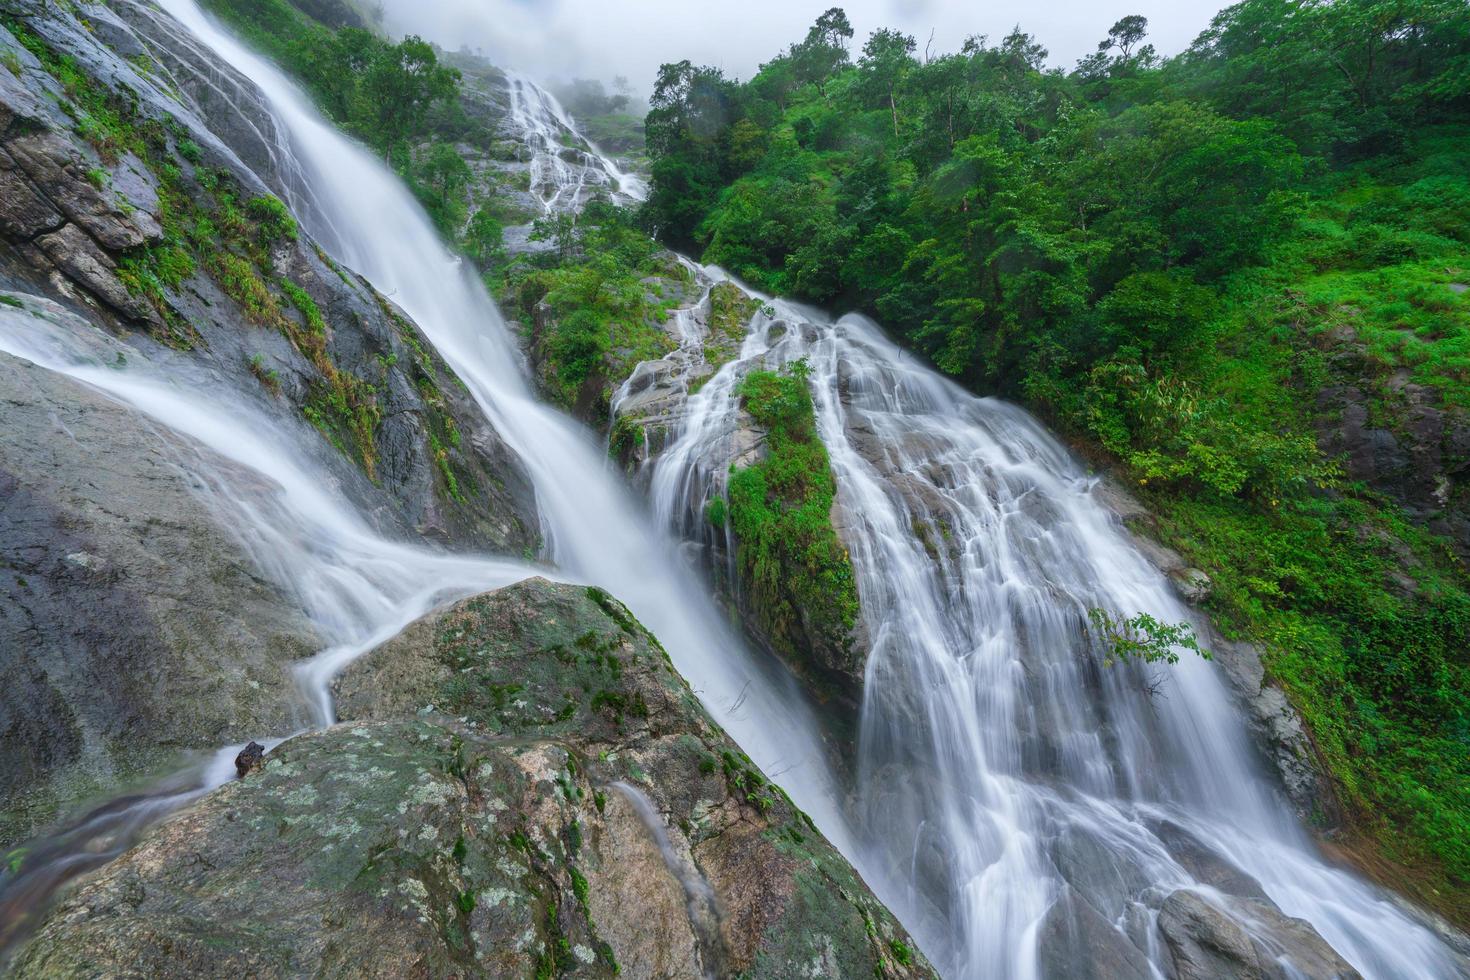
[14,578,933,978]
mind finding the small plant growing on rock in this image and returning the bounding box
[245,194,297,245]
[248,353,281,394]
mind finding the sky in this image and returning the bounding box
[374,0,1226,97]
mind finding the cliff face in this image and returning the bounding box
[0,0,538,551]
[1312,323,1470,561]
[14,579,932,979]
[0,0,538,838]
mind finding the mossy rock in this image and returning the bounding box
[15,580,932,978]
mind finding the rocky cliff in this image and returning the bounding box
[1,0,538,551]
[13,579,933,979]
[0,0,540,835]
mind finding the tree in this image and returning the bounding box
[793,7,855,94]
[1102,15,1149,59]
[859,28,918,136]
[362,36,459,153]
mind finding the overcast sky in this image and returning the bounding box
[375,0,1226,96]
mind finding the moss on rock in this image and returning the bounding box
[15,579,930,978]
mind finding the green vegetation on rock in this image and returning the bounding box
[501,198,681,417]
[4,12,386,477]
[716,359,861,691]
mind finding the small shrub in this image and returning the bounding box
[1087,609,1210,666]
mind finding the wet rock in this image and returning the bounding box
[1149,820,1268,901]
[0,147,63,238]
[0,335,321,845]
[1038,888,1153,980]
[1157,889,1361,980]
[1048,825,1156,921]
[1158,890,1262,980]
[233,742,265,778]
[15,579,932,979]
[1173,567,1211,603]
[33,223,152,321]
[5,132,161,249]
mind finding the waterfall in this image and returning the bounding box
[479,51,1459,977]
[625,265,1464,976]
[455,63,1461,975]
[4,0,1461,973]
[1,0,846,951]
[141,0,854,842]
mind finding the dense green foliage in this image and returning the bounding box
[645,1,1470,906]
[713,361,860,678]
[499,199,681,414]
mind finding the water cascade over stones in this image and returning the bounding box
[0,0,1465,974]
[486,72,1468,980]
[134,0,844,818]
[0,0,845,957]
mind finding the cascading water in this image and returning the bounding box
[503,69,647,214]
[625,261,1466,976]
[3,0,1464,973]
[484,66,1465,974]
[0,0,843,954]
[145,0,853,845]
[427,55,1468,974]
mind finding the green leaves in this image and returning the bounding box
[1087,609,1210,666]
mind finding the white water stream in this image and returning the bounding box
[156,0,849,840]
[630,276,1464,977]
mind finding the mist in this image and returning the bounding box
[371,0,1224,95]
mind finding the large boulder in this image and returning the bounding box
[0,336,319,844]
[1157,889,1360,980]
[13,579,932,978]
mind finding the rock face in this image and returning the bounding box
[1313,329,1470,561]
[0,333,320,845]
[14,579,933,979]
[0,0,538,552]
[0,0,541,865]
